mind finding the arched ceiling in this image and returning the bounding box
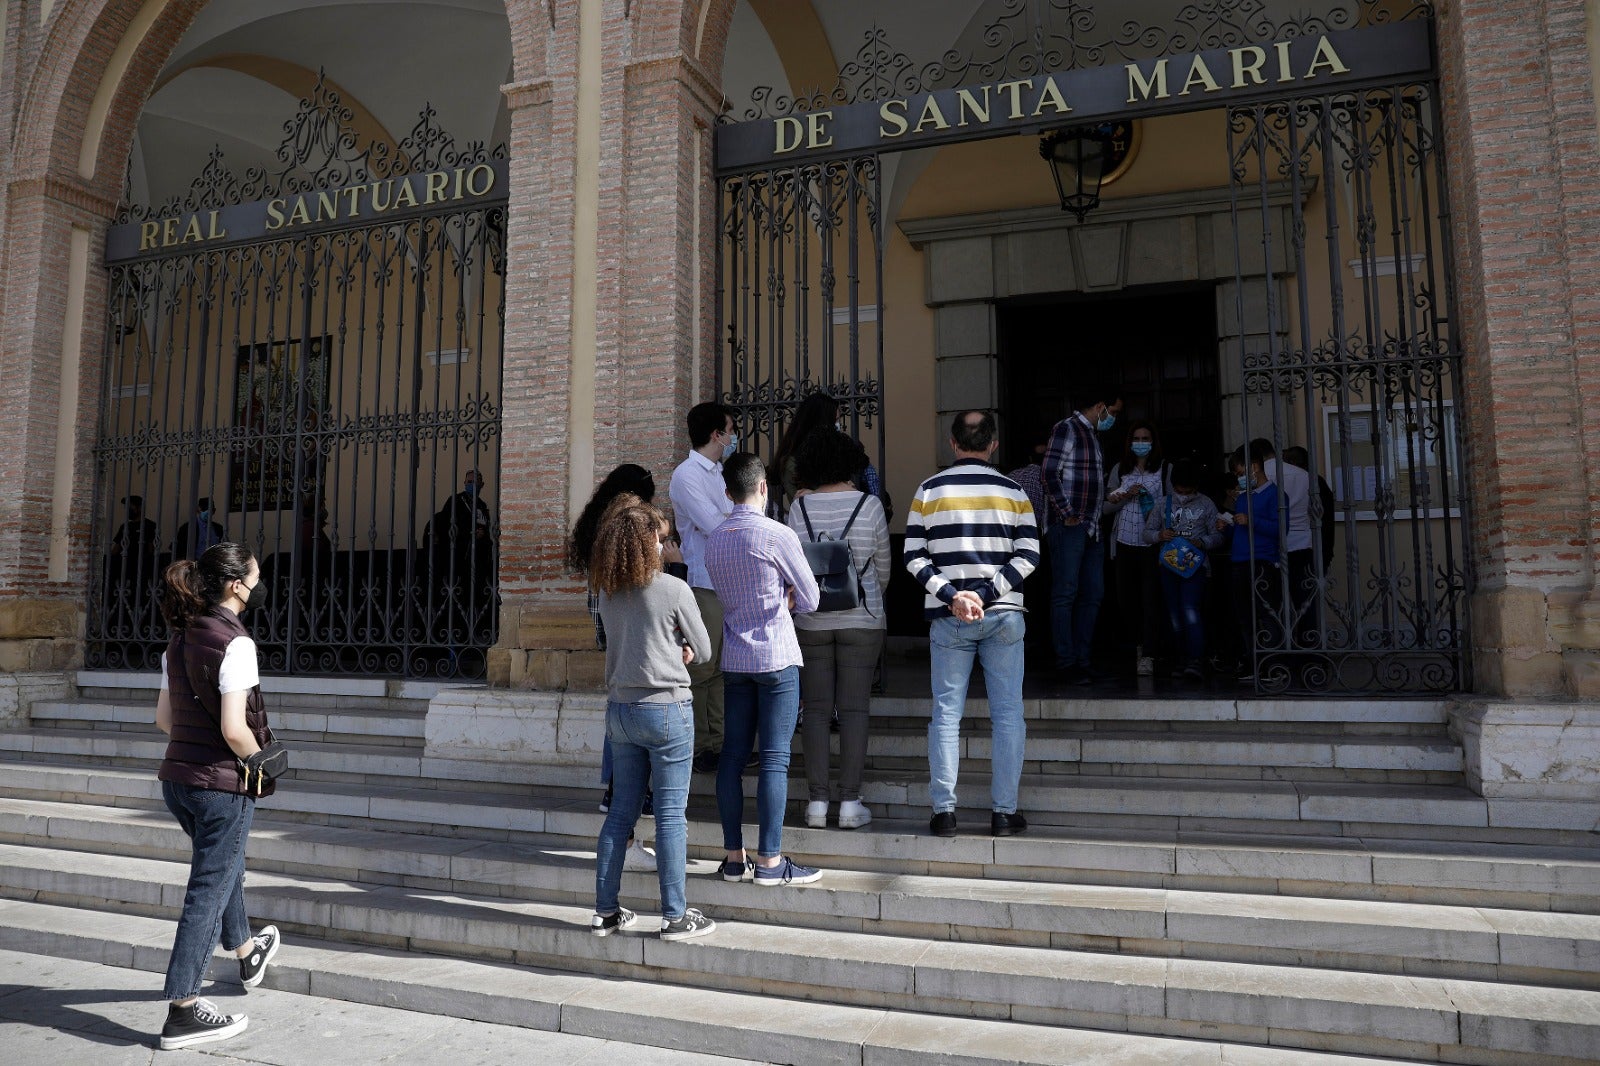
[130,0,511,207]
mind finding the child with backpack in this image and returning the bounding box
[1143,459,1226,680]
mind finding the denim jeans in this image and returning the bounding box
[595,698,694,921]
[928,611,1026,815]
[1047,523,1105,669]
[161,781,255,1000]
[1160,567,1208,664]
[717,666,800,857]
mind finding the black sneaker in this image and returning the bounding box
[718,858,753,883]
[598,786,612,813]
[159,997,248,1051]
[692,750,719,774]
[237,925,280,988]
[991,811,1028,837]
[660,908,716,941]
[590,907,637,937]
[929,811,958,838]
[641,789,653,818]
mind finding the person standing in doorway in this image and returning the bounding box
[1105,421,1167,676]
[1221,444,1283,681]
[668,402,739,773]
[1007,423,1055,659]
[706,452,823,886]
[1144,459,1226,680]
[153,543,281,1051]
[1042,383,1121,684]
[786,429,892,831]
[173,498,224,561]
[905,411,1039,839]
[1255,439,1313,648]
[589,499,716,942]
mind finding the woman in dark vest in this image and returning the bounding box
[153,543,280,1051]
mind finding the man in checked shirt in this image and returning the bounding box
[1042,382,1122,685]
[705,452,824,887]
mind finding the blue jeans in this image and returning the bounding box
[928,611,1026,815]
[161,781,255,1000]
[596,698,693,921]
[717,667,800,857]
[1048,523,1105,669]
[1160,567,1207,663]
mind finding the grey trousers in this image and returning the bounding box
[798,627,885,802]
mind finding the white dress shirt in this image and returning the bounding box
[1264,458,1312,553]
[668,449,733,589]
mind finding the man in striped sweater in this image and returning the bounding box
[904,411,1040,839]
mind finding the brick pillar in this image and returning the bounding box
[491,2,720,690]
[1438,0,1600,696]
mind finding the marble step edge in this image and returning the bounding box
[1,816,1596,986]
[0,858,1594,1064]
[30,700,426,737]
[11,722,1463,776]
[0,896,1432,1066]
[0,732,1492,825]
[1,761,1595,906]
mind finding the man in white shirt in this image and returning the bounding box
[1258,438,1316,648]
[668,401,739,773]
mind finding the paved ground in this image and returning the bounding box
[0,947,770,1065]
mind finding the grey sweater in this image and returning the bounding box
[597,573,713,704]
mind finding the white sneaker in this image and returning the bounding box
[805,800,829,828]
[837,800,872,829]
[623,841,657,872]
[1136,655,1155,677]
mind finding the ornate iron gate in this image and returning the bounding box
[1226,84,1470,693]
[89,79,508,679]
[715,157,886,479]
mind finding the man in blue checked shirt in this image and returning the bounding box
[705,452,824,887]
[904,411,1039,840]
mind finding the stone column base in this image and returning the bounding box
[486,601,604,691]
[1448,700,1600,832]
[0,671,73,723]
[0,599,84,676]
[423,686,606,779]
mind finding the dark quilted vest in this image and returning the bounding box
[158,607,274,796]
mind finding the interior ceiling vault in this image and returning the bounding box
[130,0,512,206]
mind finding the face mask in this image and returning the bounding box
[1237,475,1250,490]
[721,433,739,461]
[1096,412,1116,432]
[1130,442,1152,458]
[242,579,268,611]
[198,510,211,522]
[657,539,665,557]
[464,482,479,497]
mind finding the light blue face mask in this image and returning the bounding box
[1130,441,1152,458]
[1237,474,1250,490]
[721,433,739,461]
[1096,412,1116,432]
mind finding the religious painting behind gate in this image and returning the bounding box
[228,336,333,513]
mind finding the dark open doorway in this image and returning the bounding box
[998,284,1222,472]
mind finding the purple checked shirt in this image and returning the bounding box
[705,504,820,674]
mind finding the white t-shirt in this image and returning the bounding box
[1264,458,1313,553]
[160,636,261,695]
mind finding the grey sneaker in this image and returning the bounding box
[590,907,636,937]
[159,997,247,1051]
[238,925,280,988]
[660,908,716,942]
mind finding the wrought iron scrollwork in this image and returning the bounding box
[1226,81,1470,695]
[729,0,1435,121]
[118,71,509,224]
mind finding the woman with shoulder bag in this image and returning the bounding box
[153,543,282,1051]
[786,429,892,830]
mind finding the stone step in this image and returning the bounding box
[30,698,427,747]
[0,723,1562,847]
[0,848,1593,1064]
[3,799,1596,987]
[0,898,1429,1066]
[869,694,1454,733]
[2,760,1596,914]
